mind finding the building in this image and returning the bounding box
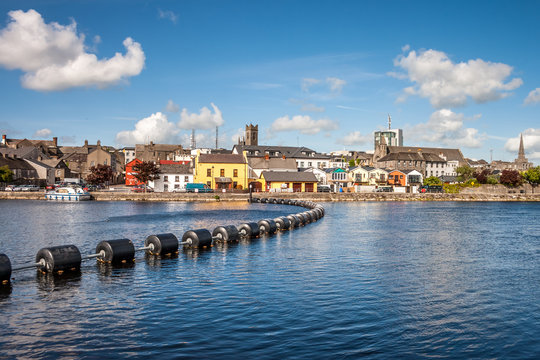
[135,142,186,163]
[259,171,318,192]
[0,153,38,182]
[237,124,259,146]
[125,159,143,186]
[350,166,388,186]
[302,167,328,185]
[248,156,297,178]
[121,147,136,164]
[194,152,250,190]
[149,164,193,192]
[39,159,72,182]
[490,134,533,171]
[233,144,331,169]
[324,168,350,190]
[388,169,423,186]
[374,115,403,148]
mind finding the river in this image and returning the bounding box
[0,200,539,359]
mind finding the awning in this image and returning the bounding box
[215,177,232,183]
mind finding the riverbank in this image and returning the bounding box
[1,191,539,201]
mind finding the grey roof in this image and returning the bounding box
[159,164,192,174]
[198,153,246,164]
[0,155,35,170]
[24,159,52,169]
[248,157,297,170]
[387,146,466,163]
[261,171,318,182]
[234,145,331,159]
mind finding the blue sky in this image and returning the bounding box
[0,0,539,163]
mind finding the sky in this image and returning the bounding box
[0,0,539,163]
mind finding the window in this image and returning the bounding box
[91,161,95,166]
[233,169,238,177]
[164,184,168,191]
[300,162,304,167]
[164,175,168,182]
[104,159,108,165]
[207,181,211,187]
[175,176,179,182]
[184,176,189,182]
[174,184,180,189]
[220,169,225,177]
[308,162,312,167]
[207,169,211,177]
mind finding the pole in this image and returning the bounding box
[249,182,253,203]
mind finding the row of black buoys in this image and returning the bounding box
[1,198,325,285]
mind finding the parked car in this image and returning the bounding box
[4,185,16,191]
[420,185,443,193]
[374,186,393,192]
[21,185,40,191]
[46,184,56,190]
[317,185,331,192]
[132,185,154,193]
[172,187,186,193]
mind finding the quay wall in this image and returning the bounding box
[1,191,540,202]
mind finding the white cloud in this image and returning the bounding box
[326,77,346,93]
[270,115,338,135]
[177,103,224,130]
[410,109,485,148]
[230,127,244,144]
[158,9,178,24]
[504,128,540,160]
[0,9,145,91]
[166,99,180,112]
[301,78,320,92]
[115,112,180,145]
[301,103,325,112]
[524,88,540,105]
[392,48,522,108]
[341,131,371,146]
[33,128,52,138]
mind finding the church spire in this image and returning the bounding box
[518,133,526,160]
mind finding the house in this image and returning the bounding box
[149,164,192,192]
[324,168,350,191]
[259,171,318,192]
[135,142,186,163]
[39,159,72,182]
[232,145,331,169]
[194,152,250,190]
[248,156,297,178]
[0,153,38,181]
[388,169,422,186]
[302,167,328,185]
[24,159,55,184]
[350,166,388,186]
[125,159,143,186]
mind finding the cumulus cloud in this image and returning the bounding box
[33,128,52,138]
[166,99,180,112]
[177,103,224,130]
[391,48,522,108]
[158,9,178,24]
[0,9,145,91]
[270,115,338,135]
[410,109,485,148]
[505,128,540,160]
[115,112,180,145]
[524,88,540,105]
[326,77,346,93]
[341,131,371,146]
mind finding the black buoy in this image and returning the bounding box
[302,211,313,223]
[238,222,260,238]
[212,225,239,242]
[145,233,179,256]
[258,219,277,235]
[36,245,82,273]
[260,198,268,203]
[274,216,291,231]
[309,209,319,221]
[182,229,213,248]
[0,253,12,285]
[286,214,299,228]
[96,239,135,264]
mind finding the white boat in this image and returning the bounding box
[45,187,92,201]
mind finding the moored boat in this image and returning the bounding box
[45,187,92,201]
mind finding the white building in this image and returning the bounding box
[149,164,193,192]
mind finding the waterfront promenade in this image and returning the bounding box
[2,190,540,202]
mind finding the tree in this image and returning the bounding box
[499,169,522,187]
[456,165,474,182]
[522,166,540,193]
[0,165,13,183]
[473,169,491,184]
[132,161,160,192]
[348,159,356,168]
[86,164,113,186]
[423,176,442,186]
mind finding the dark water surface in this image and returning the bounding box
[0,200,539,359]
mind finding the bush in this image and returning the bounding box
[500,170,522,187]
[474,169,491,184]
[486,175,499,185]
[423,176,442,186]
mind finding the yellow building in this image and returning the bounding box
[259,171,318,192]
[194,152,251,190]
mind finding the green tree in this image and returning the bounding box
[456,165,474,182]
[486,175,499,185]
[423,176,442,186]
[133,161,160,192]
[500,169,522,187]
[522,166,540,193]
[0,165,13,183]
[348,159,356,168]
[86,164,113,186]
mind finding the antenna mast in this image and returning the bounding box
[215,126,218,149]
[388,114,392,130]
[190,129,196,149]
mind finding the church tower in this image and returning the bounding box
[245,124,258,146]
[515,133,533,170]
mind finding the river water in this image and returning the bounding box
[0,200,539,359]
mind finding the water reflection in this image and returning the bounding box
[36,270,81,292]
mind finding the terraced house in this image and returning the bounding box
[194,152,250,190]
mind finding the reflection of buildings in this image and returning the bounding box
[491,134,533,171]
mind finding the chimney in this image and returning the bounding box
[265,154,270,160]
[97,140,101,147]
[53,137,58,147]
[84,140,89,147]
[1,134,6,145]
[150,141,154,146]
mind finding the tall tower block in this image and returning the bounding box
[245,124,258,146]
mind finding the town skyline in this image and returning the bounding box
[0,0,539,163]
